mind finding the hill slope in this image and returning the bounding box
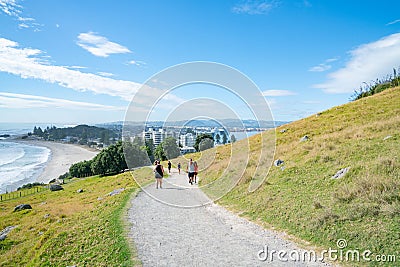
[0,168,153,266]
[180,87,400,265]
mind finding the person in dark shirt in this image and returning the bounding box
[153,160,164,189]
[168,160,172,173]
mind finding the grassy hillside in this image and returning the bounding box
[176,87,400,266]
[0,168,153,266]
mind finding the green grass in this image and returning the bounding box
[1,186,48,202]
[0,168,153,266]
[174,87,400,266]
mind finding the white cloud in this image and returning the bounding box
[127,60,146,67]
[64,65,87,70]
[0,92,125,110]
[0,0,21,17]
[262,90,296,96]
[326,57,339,63]
[309,58,338,72]
[18,23,29,28]
[386,19,400,26]
[97,71,115,77]
[314,33,400,94]
[18,16,34,21]
[232,0,278,15]
[0,37,141,101]
[0,0,40,30]
[77,32,131,57]
[309,64,331,72]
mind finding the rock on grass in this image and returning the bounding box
[332,167,350,179]
[14,204,32,212]
[0,226,16,241]
[50,184,64,191]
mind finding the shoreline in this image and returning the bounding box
[10,139,99,184]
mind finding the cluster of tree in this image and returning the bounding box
[69,140,150,177]
[351,68,400,101]
[17,182,44,191]
[153,137,180,161]
[194,133,214,151]
[143,139,155,163]
[57,172,71,180]
[32,125,117,145]
[215,132,228,145]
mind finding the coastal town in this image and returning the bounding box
[28,122,273,155]
[141,126,232,154]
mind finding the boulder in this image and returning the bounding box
[77,189,84,193]
[14,204,32,212]
[279,129,287,133]
[50,184,64,191]
[300,135,310,142]
[274,159,284,167]
[332,167,350,179]
[0,226,16,241]
[108,188,125,197]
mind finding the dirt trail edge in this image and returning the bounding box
[128,169,333,266]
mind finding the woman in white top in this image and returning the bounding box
[187,158,195,185]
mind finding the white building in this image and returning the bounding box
[179,133,195,147]
[142,130,152,141]
[142,127,165,147]
[152,129,164,147]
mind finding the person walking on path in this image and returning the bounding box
[193,161,198,184]
[177,162,181,174]
[153,160,164,189]
[187,158,195,185]
[167,160,172,173]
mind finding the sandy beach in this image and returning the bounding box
[14,140,99,183]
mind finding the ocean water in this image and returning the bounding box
[0,141,50,193]
[230,131,260,140]
[0,123,56,193]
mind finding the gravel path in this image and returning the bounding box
[128,169,332,266]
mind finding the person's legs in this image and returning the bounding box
[159,178,162,188]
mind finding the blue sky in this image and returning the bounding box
[0,0,400,124]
